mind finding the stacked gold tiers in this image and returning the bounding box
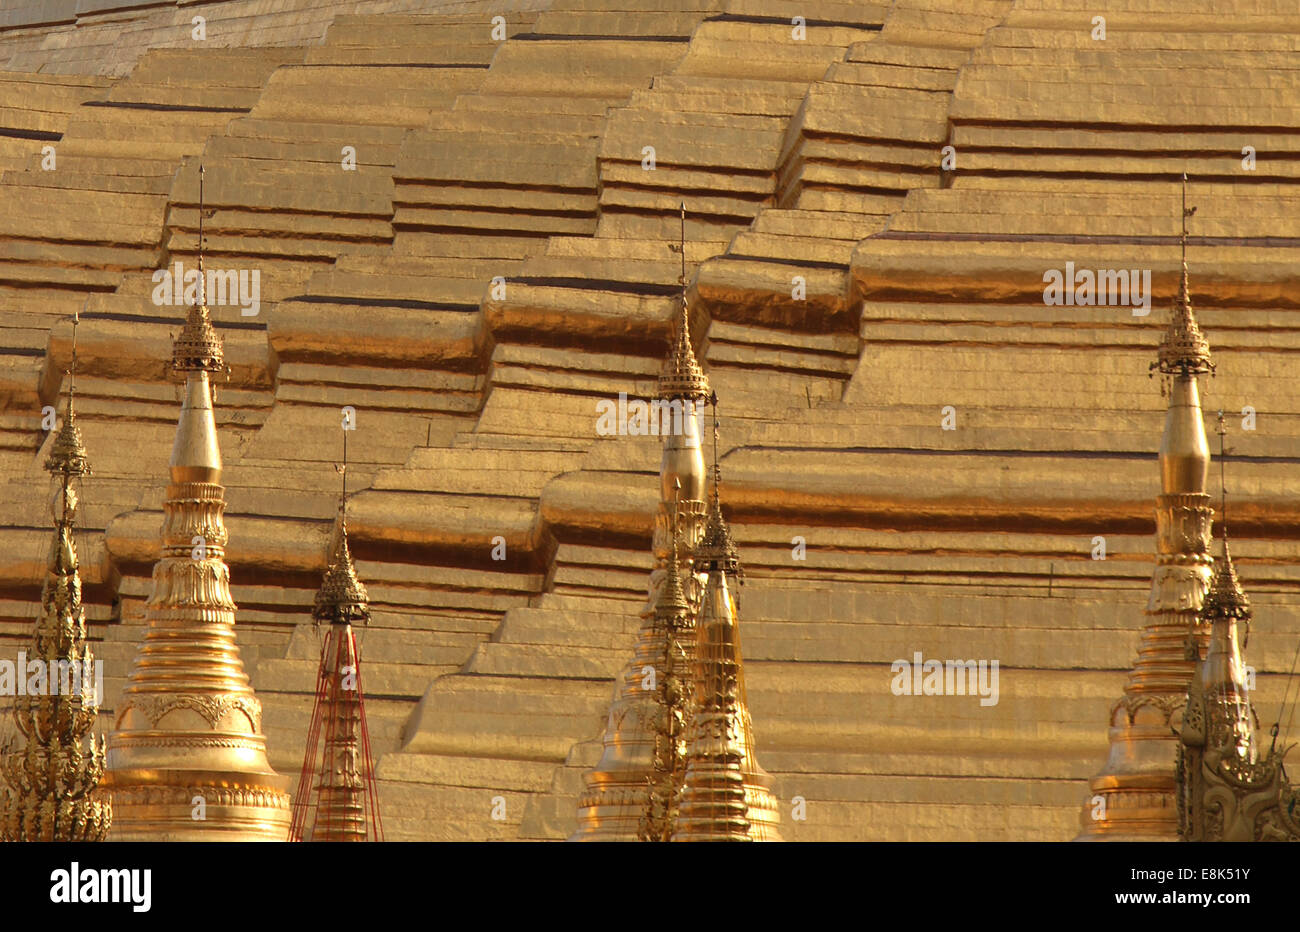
[103,303,290,841]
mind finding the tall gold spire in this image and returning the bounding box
[673,393,780,841]
[290,431,383,842]
[0,311,111,841]
[1078,175,1215,840]
[103,165,291,840]
[573,203,741,839]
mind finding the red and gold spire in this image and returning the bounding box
[290,433,384,842]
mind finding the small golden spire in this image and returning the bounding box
[672,564,753,842]
[1193,412,1256,773]
[695,392,740,579]
[1203,412,1250,624]
[657,203,710,401]
[1153,173,1213,377]
[673,392,779,841]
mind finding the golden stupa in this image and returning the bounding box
[2,0,1300,844]
[102,210,291,838]
[570,251,715,839]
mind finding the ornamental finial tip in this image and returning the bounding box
[1153,174,1212,377]
[45,311,90,478]
[656,204,710,400]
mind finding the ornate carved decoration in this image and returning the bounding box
[118,694,262,733]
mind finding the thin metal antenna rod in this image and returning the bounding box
[679,201,686,297]
[69,304,81,406]
[711,390,720,497]
[1181,171,1188,271]
[1217,410,1227,540]
[198,163,208,309]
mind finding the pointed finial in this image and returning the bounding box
[1202,411,1250,624]
[656,203,710,401]
[313,425,369,627]
[1154,173,1213,376]
[339,427,348,529]
[198,164,206,299]
[171,163,224,374]
[45,308,90,478]
[69,304,79,414]
[709,389,720,503]
[1201,542,1251,623]
[695,391,741,579]
[1180,171,1195,306]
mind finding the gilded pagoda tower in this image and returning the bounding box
[290,447,383,842]
[672,399,780,841]
[1078,178,1215,840]
[0,318,111,842]
[570,260,714,839]
[572,205,780,839]
[103,241,291,839]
